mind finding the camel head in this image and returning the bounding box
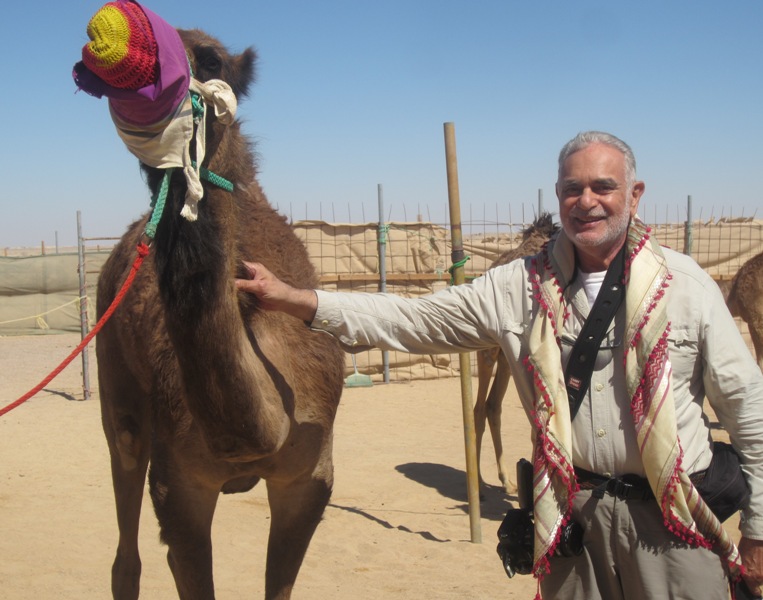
[72,6,261,220]
[178,29,257,101]
[522,212,559,242]
[137,29,260,220]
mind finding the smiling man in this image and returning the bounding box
[236,131,763,599]
[556,136,643,272]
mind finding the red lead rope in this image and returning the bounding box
[0,242,150,418]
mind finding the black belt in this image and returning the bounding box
[575,467,655,501]
[575,467,708,502]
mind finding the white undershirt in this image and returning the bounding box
[578,270,607,307]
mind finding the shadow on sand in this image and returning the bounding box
[395,462,517,521]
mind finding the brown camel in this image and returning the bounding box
[474,213,559,494]
[95,30,344,600]
[726,250,763,371]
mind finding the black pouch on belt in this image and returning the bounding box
[691,440,751,522]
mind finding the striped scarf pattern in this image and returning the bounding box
[524,217,742,589]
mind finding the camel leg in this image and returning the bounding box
[98,358,152,600]
[474,348,499,492]
[108,446,150,600]
[486,353,516,494]
[264,475,333,600]
[149,457,220,600]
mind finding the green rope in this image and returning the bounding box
[190,160,234,192]
[141,87,233,239]
[142,164,234,239]
[144,168,174,239]
[199,164,234,192]
[191,90,204,122]
[448,255,471,284]
[189,89,234,191]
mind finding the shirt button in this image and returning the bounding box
[595,383,604,392]
[596,428,606,438]
[321,319,329,326]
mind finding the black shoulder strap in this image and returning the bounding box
[565,244,627,420]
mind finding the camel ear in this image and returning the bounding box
[232,47,257,100]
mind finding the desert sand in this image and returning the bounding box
[0,333,747,599]
[0,333,540,599]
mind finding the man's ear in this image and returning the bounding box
[630,181,645,217]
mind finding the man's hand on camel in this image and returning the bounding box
[235,261,318,323]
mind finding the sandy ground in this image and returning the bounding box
[1,333,750,599]
[0,333,542,599]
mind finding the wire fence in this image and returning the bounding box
[69,204,763,384]
[281,202,763,383]
[3,202,761,388]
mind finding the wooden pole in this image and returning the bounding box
[443,122,481,543]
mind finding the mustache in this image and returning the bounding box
[569,209,607,220]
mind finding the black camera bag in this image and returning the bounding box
[691,440,750,522]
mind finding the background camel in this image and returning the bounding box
[473,213,558,494]
[94,30,344,599]
[726,250,763,371]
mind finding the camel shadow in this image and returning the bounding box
[326,503,450,542]
[326,463,516,542]
[395,462,516,521]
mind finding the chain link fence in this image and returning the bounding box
[2,204,761,384]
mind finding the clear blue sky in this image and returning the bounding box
[2,0,762,248]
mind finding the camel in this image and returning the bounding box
[726,250,763,371]
[473,213,559,494]
[95,30,344,600]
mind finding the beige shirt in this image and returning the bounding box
[311,246,763,538]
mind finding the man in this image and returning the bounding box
[236,131,763,599]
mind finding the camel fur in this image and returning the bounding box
[95,29,344,600]
[727,250,763,371]
[473,213,558,494]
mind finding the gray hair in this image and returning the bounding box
[557,131,637,192]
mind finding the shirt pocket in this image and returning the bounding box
[667,326,700,379]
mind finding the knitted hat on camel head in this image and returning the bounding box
[73,1,238,222]
[73,0,190,127]
[81,1,158,90]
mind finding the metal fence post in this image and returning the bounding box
[684,195,693,257]
[77,211,91,400]
[377,184,390,383]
